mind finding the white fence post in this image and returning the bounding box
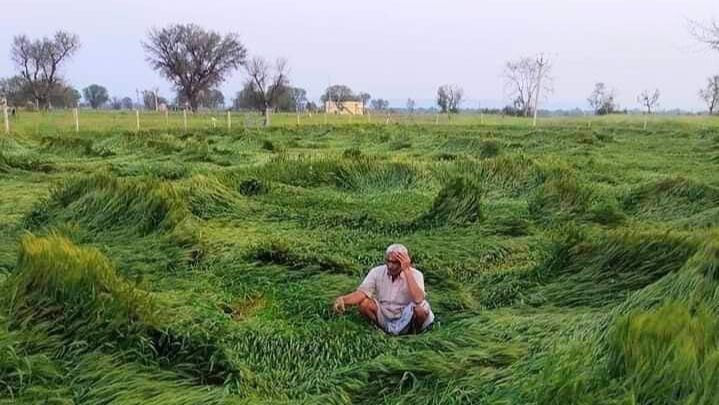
[73,108,79,133]
[3,106,9,135]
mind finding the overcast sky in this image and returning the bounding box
[1,0,717,110]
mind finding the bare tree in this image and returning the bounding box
[689,20,719,115]
[290,87,307,113]
[502,55,553,118]
[637,88,660,130]
[143,24,246,111]
[690,19,719,52]
[11,31,80,109]
[0,76,33,107]
[699,75,719,115]
[637,89,660,114]
[289,87,307,124]
[532,55,551,127]
[359,92,371,111]
[245,56,290,127]
[588,82,618,115]
[110,97,123,110]
[406,98,416,114]
[370,98,389,110]
[143,89,168,110]
[436,84,463,114]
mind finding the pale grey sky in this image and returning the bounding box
[1,0,717,110]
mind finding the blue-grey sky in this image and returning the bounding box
[1,0,717,110]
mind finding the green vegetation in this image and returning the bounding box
[1,113,719,404]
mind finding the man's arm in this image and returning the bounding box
[340,290,368,305]
[403,270,425,304]
[333,290,369,313]
[393,251,425,304]
[334,269,376,313]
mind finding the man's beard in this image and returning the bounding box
[388,268,402,280]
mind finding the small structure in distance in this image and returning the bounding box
[324,100,364,115]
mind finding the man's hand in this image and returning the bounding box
[391,251,412,273]
[391,250,424,303]
[333,296,346,314]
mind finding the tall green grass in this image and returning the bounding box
[1,117,718,404]
[5,234,240,388]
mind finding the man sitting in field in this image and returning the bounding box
[333,244,434,335]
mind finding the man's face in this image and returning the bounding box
[385,256,402,275]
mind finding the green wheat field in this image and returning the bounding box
[1,111,719,404]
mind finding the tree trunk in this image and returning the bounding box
[186,89,199,112]
[189,97,199,112]
[264,107,271,127]
[36,96,50,110]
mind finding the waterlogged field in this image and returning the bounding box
[1,114,719,404]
